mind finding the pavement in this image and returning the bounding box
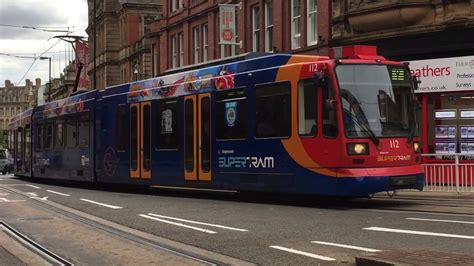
[356,249,474,266]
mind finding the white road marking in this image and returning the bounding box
[0,197,25,202]
[46,190,70,197]
[147,213,248,232]
[31,196,48,201]
[407,217,474,225]
[364,227,474,240]
[269,246,336,261]
[26,184,41,189]
[368,209,474,218]
[311,241,381,252]
[140,214,217,234]
[26,192,38,197]
[80,199,123,209]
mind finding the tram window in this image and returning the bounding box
[323,79,338,138]
[216,88,247,140]
[66,116,78,148]
[36,122,43,151]
[298,79,317,136]
[45,122,53,150]
[156,99,179,150]
[116,105,129,151]
[55,120,65,148]
[254,81,291,138]
[130,106,138,171]
[184,99,194,172]
[78,112,90,147]
[16,128,22,159]
[25,125,30,172]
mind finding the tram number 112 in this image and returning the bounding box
[389,140,400,149]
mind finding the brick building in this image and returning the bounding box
[148,0,330,76]
[0,79,40,130]
[86,0,162,90]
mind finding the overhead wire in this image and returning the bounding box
[15,39,62,85]
[0,23,70,33]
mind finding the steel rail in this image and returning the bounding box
[1,186,230,266]
[0,221,73,266]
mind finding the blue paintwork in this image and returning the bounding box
[9,53,424,197]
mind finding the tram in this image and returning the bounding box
[8,46,424,197]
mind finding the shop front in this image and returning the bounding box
[410,56,474,190]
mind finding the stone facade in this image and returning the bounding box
[86,0,163,90]
[0,79,39,130]
[148,0,330,76]
[330,0,474,60]
[47,61,78,102]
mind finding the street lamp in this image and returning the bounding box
[39,56,51,102]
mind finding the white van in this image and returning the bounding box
[0,149,13,175]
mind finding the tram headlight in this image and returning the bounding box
[347,143,369,155]
[413,141,421,153]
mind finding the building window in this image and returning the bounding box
[265,1,273,52]
[307,0,317,46]
[171,0,183,12]
[291,0,301,49]
[254,82,292,138]
[178,32,184,67]
[171,35,177,68]
[252,5,260,52]
[202,24,208,62]
[193,27,200,64]
[151,43,158,76]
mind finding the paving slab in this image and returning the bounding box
[356,249,474,266]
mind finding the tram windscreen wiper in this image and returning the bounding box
[346,112,380,145]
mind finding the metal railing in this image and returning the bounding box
[422,153,474,193]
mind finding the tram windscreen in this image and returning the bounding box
[335,64,418,138]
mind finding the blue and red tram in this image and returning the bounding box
[8,46,424,197]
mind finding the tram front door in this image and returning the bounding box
[183,93,212,181]
[130,102,151,179]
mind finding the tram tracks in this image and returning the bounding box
[1,186,253,266]
[0,221,73,265]
[362,196,474,216]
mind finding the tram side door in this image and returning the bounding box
[130,102,151,179]
[183,93,212,181]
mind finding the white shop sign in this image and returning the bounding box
[409,56,474,93]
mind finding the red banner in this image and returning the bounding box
[75,40,90,91]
